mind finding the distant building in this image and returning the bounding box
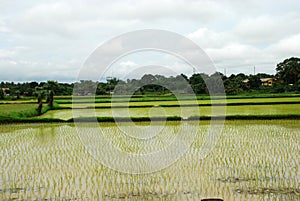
[260,78,276,86]
[242,79,249,83]
[1,88,10,96]
[242,78,276,86]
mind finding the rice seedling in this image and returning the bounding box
[0,120,299,200]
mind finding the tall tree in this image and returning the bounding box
[189,73,208,94]
[35,86,46,115]
[248,75,261,89]
[44,81,58,108]
[276,57,300,84]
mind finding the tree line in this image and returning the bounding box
[1,57,299,99]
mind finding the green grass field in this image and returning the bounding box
[58,97,300,108]
[0,102,53,122]
[1,95,299,122]
[54,93,300,104]
[38,104,300,120]
[0,104,38,117]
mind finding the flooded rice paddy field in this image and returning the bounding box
[0,120,299,200]
[58,96,300,109]
[39,104,300,120]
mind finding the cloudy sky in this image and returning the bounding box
[0,0,300,82]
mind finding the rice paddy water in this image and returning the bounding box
[0,120,299,200]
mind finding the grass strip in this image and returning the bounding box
[56,93,300,100]
[0,101,49,105]
[1,114,300,124]
[0,116,65,123]
[69,116,182,122]
[188,114,300,120]
[160,101,300,107]
[57,101,300,109]
[57,95,300,104]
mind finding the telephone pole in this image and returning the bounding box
[253,66,256,75]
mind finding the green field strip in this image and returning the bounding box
[37,104,300,120]
[1,114,300,123]
[55,94,300,104]
[58,97,300,109]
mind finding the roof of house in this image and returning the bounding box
[260,78,275,82]
[242,78,276,83]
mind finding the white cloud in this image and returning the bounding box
[188,28,233,48]
[10,0,225,38]
[269,34,300,56]
[119,61,138,68]
[234,14,300,45]
[0,59,80,82]
[0,20,9,33]
[1,0,300,81]
[207,43,261,62]
[11,2,84,37]
[0,49,15,58]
